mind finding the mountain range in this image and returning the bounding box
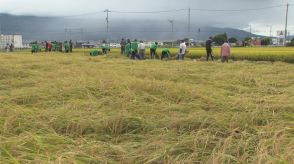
[0,13,259,41]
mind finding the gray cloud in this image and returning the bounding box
[0,0,293,35]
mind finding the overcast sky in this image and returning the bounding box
[0,0,294,36]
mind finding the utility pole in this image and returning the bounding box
[188,7,191,45]
[65,28,68,41]
[284,3,289,45]
[81,28,85,55]
[104,9,110,42]
[80,28,84,41]
[69,29,72,40]
[168,20,174,47]
[188,8,191,33]
[270,26,272,37]
[104,9,110,33]
[168,20,174,32]
[249,24,252,38]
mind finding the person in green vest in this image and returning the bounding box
[131,39,139,59]
[102,40,110,54]
[161,48,170,60]
[31,42,38,54]
[64,41,70,53]
[90,49,102,56]
[52,41,57,52]
[150,42,158,59]
[125,39,131,57]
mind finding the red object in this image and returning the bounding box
[48,43,52,49]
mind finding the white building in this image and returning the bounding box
[0,34,23,49]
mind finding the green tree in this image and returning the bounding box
[213,33,228,45]
[228,37,238,43]
[287,38,294,46]
[243,37,252,46]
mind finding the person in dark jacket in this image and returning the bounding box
[9,43,14,52]
[69,40,73,52]
[206,37,214,61]
[120,38,126,55]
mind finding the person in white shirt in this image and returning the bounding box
[178,40,187,60]
[138,40,146,60]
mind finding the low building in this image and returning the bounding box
[0,34,23,49]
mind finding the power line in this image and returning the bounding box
[110,9,186,14]
[191,4,285,12]
[55,4,286,18]
[60,11,104,18]
[109,5,285,14]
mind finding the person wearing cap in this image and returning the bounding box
[206,37,214,61]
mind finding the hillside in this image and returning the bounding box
[0,13,259,41]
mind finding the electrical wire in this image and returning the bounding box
[58,4,287,17]
[191,4,286,12]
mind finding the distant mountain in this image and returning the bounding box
[0,13,259,41]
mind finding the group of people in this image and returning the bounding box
[120,39,142,59]
[5,43,14,52]
[32,40,73,54]
[120,39,174,60]
[29,37,231,63]
[206,37,231,63]
[119,37,230,62]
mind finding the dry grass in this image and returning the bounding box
[0,50,293,163]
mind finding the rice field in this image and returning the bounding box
[73,46,294,63]
[0,49,293,163]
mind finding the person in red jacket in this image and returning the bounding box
[48,42,52,52]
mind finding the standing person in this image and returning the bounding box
[45,41,49,52]
[9,43,14,52]
[131,39,139,59]
[138,40,145,59]
[161,48,170,60]
[150,42,158,59]
[125,39,131,57]
[102,40,110,54]
[31,42,38,54]
[69,40,73,53]
[58,42,63,52]
[5,43,9,53]
[178,40,187,60]
[120,38,126,55]
[206,37,214,61]
[64,41,70,53]
[48,42,52,52]
[52,41,57,52]
[220,40,231,63]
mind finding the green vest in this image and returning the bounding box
[150,43,157,50]
[125,43,131,54]
[131,42,139,51]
